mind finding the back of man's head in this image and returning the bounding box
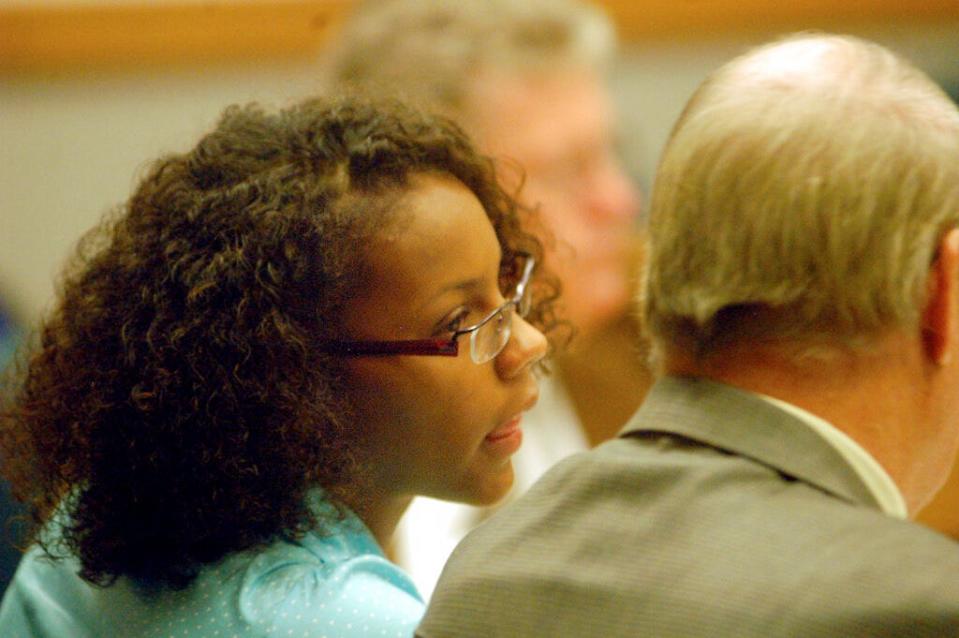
[643,34,959,362]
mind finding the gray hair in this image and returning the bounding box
[321,0,616,115]
[642,33,959,358]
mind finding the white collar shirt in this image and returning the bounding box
[757,393,908,519]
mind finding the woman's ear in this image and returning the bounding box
[922,228,959,366]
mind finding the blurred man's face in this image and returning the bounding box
[468,68,641,335]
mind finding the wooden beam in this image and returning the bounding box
[0,1,352,73]
[597,0,959,41]
[1,0,957,74]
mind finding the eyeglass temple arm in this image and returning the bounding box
[513,256,536,301]
[320,339,458,357]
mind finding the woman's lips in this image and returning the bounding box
[484,414,523,457]
[484,390,537,457]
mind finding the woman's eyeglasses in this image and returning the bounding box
[321,253,535,364]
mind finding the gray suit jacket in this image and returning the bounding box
[417,376,959,637]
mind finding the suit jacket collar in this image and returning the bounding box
[620,375,882,511]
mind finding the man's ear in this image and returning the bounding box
[923,228,959,366]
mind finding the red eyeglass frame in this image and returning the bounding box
[319,252,535,359]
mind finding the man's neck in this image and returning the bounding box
[662,332,940,514]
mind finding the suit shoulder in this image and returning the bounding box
[422,436,959,637]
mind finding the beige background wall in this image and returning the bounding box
[2,8,958,325]
[1,61,327,322]
[612,22,959,196]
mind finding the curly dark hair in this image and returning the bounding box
[0,96,558,590]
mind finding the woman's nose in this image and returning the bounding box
[495,314,548,380]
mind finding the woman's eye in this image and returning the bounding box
[442,310,469,335]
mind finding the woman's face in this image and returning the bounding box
[340,173,547,506]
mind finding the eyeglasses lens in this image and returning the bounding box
[469,257,534,364]
[470,303,514,364]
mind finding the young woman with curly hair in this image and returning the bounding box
[0,96,555,637]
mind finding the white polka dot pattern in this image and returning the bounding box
[0,501,424,638]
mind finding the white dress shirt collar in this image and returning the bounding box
[757,393,908,519]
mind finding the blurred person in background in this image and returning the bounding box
[0,303,19,372]
[323,0,652,596]
[0,299,23,596]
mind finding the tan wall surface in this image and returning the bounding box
[2,2,958,322]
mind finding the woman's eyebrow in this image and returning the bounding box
[419,253,504,310]
[421,276,485,309]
